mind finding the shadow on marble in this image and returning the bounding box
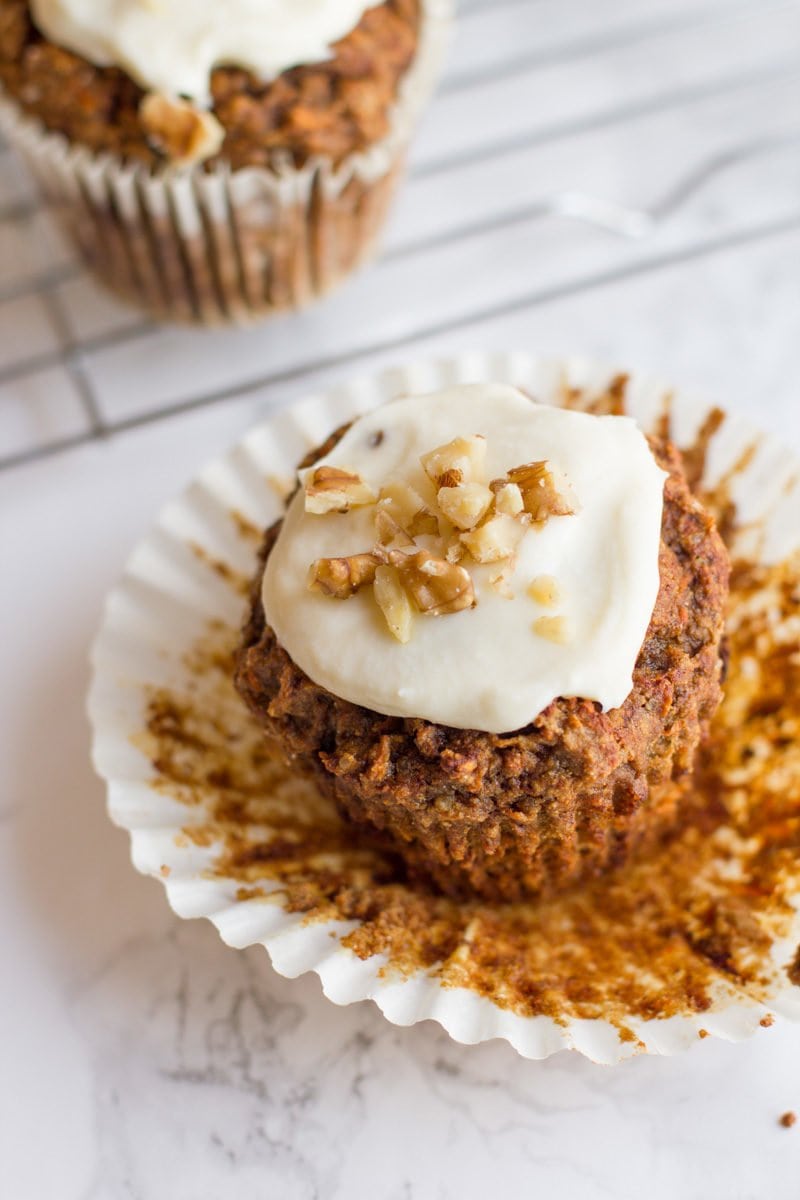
[9,638,167,980]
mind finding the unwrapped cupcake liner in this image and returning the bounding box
[88,353,800,1063]
[0,0,452,324]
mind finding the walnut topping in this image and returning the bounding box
[139,92,224,165]
[437,482,494,531]
[421,436,487,488]
[532,615,570,644]
[411,511,441,537]
[377,484,438,537]
[374,507,414,549]
[308,553,379,599]
[303,432,579,641]
[528,575,562,607]
[492,481,524,517]
[390,549,476,616]
[304,466,376,515]
[460,513,526,564]
[373,565,413,643]
[506,461,575,523]
[436,468,462,489]
[444,536,466,564]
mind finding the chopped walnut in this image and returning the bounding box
[460,513,526,564]
[374,507,414,549]
[437,482,494,531]
[421,435,487,487]
[507,461,575,523]
[302,430,580,642]
[374,565,413,643]
[528,575,562,607]
[491,481,524,517]
[377,483,438,537]
[533,615,570,644]
[304,465,376,515]
[308,553,379,598]
[140,92,224,165]
[436,468,462,489]
[390,549,476,616]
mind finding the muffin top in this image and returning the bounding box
[262,384,668,732]
[0,0,420,167]
[30,0,382,104]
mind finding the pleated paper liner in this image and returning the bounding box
[88,354,800,1063]
[0,0,452,324]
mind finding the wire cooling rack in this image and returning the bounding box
[1,0,800,471]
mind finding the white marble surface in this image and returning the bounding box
[3,0,800,1196]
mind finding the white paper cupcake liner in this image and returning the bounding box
[88,353,800,1063]
[0,0,452,324]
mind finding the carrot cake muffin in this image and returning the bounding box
[235,383,730,901]
[0,0,449,320]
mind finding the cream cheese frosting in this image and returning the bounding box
[30,0,376,105]
[262,384,668,733]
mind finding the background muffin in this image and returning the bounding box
[235,386,730,901]
[0,0,451,322]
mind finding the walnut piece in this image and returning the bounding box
[460,513,526,564]
[390,549,476,616]
[506,461,575,523]
[374,507,414,549]
[532,615,570,644]
[528,575,562,607]
[304,465,376,515]
[373,565,413,643]
[308,553,379,598]
[421,436,487,487]
[140,92,224,165]
[437,482,494,531]
[377,483,438,537]
[491,481,524,517]
[302,432,580,642]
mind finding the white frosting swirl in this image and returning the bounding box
[263,384,668,733]
[30,0,375,105]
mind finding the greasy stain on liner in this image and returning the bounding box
[139,379,800,1036]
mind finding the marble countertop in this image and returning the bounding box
[2,1,800,1196]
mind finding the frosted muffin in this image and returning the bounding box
[235,384,730,901]
[0,0,451,321]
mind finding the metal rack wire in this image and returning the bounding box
[1,0,799,472]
